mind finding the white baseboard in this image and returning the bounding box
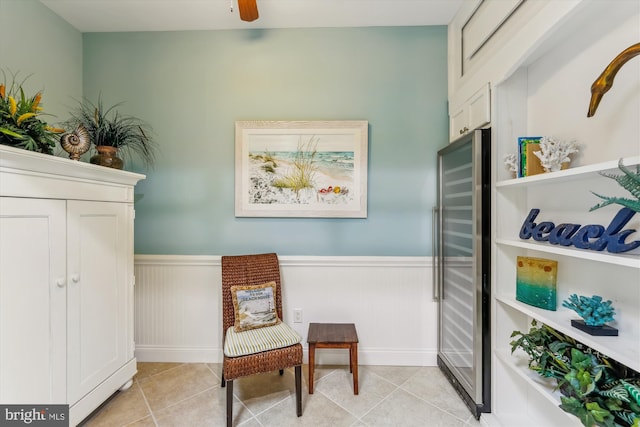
[135,346,220,363]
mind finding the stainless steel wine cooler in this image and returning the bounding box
[434,128,491,419]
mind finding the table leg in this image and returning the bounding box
[351,343,359,395]
[308,343,316,394]
[349,348,353,373]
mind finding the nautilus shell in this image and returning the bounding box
[60,124,91,160]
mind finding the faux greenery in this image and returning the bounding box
[591,160,640,213]
[563,295,616,327]
[65,97,157,168]
[0,72,65,154]
[511,320,640,427]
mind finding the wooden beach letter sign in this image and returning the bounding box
[519,208,640,253]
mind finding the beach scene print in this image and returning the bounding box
[247,134,357,206]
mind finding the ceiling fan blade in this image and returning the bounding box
[238,0,259,22]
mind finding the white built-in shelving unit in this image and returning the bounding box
[488,1,640,426]
[493,158,640,426]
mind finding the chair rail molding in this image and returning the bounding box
[134,255,436,366]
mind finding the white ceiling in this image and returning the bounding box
[38,0,463,33]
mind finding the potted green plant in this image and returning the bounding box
[65,97,157,170]
[511,320,640,427]
[0,72,65,154]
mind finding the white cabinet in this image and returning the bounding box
[447,0,590,141]
[448,0,526,91]
[449,82,490,141]
[0,145,144,426]
[488,1,640,426]
[459,0,523,66]
[448,0,559,101]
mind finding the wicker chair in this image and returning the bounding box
[221,253,303,427]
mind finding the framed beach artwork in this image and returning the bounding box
[235,120,368,218]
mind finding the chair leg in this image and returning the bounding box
[279,369,284,376]
[226,379,233,427]
[221,371,226,388]
[295,365,302,417]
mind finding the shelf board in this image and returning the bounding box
[496,295,640,372]
[495,238,640,268]
[496,155,640,188]
[495,350,564,406]
[494,350,581,426]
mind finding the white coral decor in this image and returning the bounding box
[503,153,518,174]
[533,136,579,172]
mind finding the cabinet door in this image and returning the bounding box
[449,84,490,142]
[449,104,468,141]
[461,0,524,68]
[467,83,490,131]
[66,201,132,404]
[0,197,66,403]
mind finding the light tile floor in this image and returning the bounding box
[80,363,482,427]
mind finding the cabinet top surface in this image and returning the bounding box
[0,145,145,186]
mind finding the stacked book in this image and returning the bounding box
[518,136,544,177]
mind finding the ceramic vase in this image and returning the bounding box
[90,146,123,170]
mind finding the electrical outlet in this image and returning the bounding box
[293,309,303,323]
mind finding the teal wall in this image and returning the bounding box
[83,26,448,256]
[0,0,82,127]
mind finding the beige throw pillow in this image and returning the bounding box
[230,281,281,332]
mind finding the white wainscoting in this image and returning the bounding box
[134,255,436,366]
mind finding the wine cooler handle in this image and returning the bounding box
[432,206,439,301]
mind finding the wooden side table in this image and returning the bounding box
[307,322,359,395]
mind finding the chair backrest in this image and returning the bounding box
[221,253,284,333]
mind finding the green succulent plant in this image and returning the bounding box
[591,160,640,213]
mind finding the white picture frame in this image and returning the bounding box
[235,120,368,218]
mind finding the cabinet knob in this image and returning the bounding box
[55,278,66,288]
[459,127,469,134]
[71,274,80,283]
